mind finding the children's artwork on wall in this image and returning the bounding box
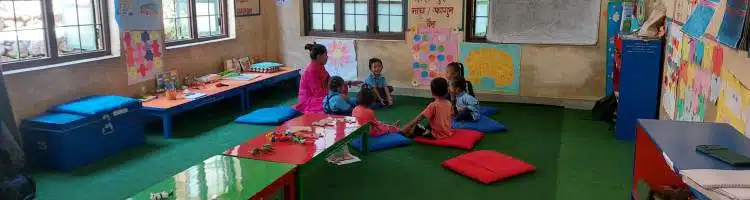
[408,27,459,86]
[458,42,520,94]
[710,44,724,104]
[715,0,749,48]
[716,67,748,135]
[115,0,163,30]
[662,22,683,119]
[407,0,463,29]
[124,30,164,85]
[315,39,358,81]
[673,0,694,23]
[235,0,261,16]
[606,1,623,95]
[681,0,718,39]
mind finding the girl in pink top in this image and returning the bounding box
[352,86,400,137]
[295,43,361,114]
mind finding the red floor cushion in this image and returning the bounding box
[443,150,536,184]
[413,129,483,150]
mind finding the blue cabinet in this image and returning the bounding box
[616,36,664,140]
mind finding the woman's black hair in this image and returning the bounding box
[328,76,345,92]
[368,58,382,70]
[304,43,327,60]
[447,62,475,97]
[430,77,449,98]
[357,86,376,106]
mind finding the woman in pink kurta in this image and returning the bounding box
[295,43,362,114]
[294,44,331,114]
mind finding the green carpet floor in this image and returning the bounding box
[32,82,634,200]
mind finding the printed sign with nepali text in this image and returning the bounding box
[408,0,462,29]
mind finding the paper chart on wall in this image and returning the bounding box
[716,68,748,135]
[408,27,459,86]
[710,45,724,103]
[125,30,164,85]
[315,39,358,81]
[662,22,683,119]
[407,0,463,29]
[716,0,749,48]
[458,42,520,94]
[115,0,163,30]
[682,0,717,39]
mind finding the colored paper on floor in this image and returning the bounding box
[124,30,163,85]
[408,27,459,86]
[115,0,163,30]
[716,68,746,133]
[682,3,716,39]
[458,42,521,94]
[716,0,749,48]
[315,39,358,81]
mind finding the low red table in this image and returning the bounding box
[224,113,370,200]
[224,113,369,164]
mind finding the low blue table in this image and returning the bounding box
[633,119,750,199]
[142,68,300,138]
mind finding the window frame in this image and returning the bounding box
[465,0,488,43]
[302,0,407,40]
[1,0,112,72]
[163,0,230,47]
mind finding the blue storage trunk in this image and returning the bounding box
[21,95,145,171]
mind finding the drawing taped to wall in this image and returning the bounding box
[459,42,520,94]
[315,39,358,81]
[408,26,459,86]
[115,0,163,30]
[124,30,164,85]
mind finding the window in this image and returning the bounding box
[0,0,110,71]
[304,0,406,40]
[163,0,228,46]
[466,0,489,42]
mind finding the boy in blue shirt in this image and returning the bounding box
[364,58,394,108]
[451,77,480,121]
[323,76,357,115]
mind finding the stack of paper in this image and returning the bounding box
[222,74,261,81]
[680,169,750,200]
[326,146,361,165]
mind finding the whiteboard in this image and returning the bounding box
[486,0,601,45]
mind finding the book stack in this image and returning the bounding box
[680,169,750,200]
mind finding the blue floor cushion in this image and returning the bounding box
[453,115,508,133]
[479,107,500,116]
[235,106,301,125]
[351,132,411,152]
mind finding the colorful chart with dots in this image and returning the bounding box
[409,27,459,86]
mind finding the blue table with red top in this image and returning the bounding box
[633,119,750,199]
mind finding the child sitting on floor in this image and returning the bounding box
[323,76,356,115]
[401,77,453,139]
[452,77,480,122]
[364,58,394,108]
[445,62,476,103]
[352,86,401,137]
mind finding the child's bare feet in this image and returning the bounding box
[392,120,401,127]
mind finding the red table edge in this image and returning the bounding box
[250,167,298,200]
[631,125,688,197]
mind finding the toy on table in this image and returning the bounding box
[149,191,173,200]
[251,143,275,156]
[265,127,320,144]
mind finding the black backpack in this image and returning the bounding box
[592,94,617,129]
